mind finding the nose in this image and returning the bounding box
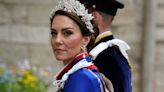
[55,34,63,45]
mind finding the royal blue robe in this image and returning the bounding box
[54,53,105,92]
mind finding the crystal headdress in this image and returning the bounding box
[50,0,94,33]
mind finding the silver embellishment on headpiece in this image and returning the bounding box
[50,0,94,33]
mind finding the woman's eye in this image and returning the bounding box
[51,31,57,37]
[63,31,73,37]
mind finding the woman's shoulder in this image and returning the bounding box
[63,68,104,92]
[71,68,102,81]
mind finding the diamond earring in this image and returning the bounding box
[81,45,87,52]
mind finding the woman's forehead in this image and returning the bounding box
[51,15,81,32]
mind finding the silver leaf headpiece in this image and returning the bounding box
[50,0,94,33]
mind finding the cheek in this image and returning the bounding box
[66,36,83,53]
[67,39,81,51]
[50,38,55,48]
[50,38,58,52]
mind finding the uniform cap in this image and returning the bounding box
[80,0,124,16]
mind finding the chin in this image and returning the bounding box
[55,57,64,61]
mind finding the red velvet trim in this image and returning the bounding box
[56,52,89,80]
[85,65,99,72]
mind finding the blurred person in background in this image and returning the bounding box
[79,0,132,92]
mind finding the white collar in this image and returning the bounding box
[53,59,93,92]
[90,39,130,60]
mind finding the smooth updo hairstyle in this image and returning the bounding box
[50,10,99,51]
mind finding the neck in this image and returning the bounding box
[63,59,73,65]
[98,25,111,34]
[97,18,111,34]
[63,52,88,65]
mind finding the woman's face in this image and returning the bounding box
[51,15,90,64]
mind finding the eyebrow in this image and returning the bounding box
[51,27,74,31]
[50,28,55,31]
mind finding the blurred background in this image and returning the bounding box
[0,0,163,92]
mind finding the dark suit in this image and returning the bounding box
[90,33,132,92]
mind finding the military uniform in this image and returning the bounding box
[90,31,132,92]
[79,0,132,92]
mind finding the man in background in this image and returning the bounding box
[79,0,132,92]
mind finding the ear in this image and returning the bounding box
[92,11,97,18]
[92,11,101,22]
[82,36,91,46]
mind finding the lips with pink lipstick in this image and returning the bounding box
[54,48,66,54]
